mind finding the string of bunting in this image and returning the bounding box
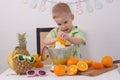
[23,0,113,15]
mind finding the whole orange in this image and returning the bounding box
[54,64,66,76]
[102,56,113,67]
[83,59,93,67]
[92,62,103,69]
[67,58,78,67]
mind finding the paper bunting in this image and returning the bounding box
[23,0,114,15]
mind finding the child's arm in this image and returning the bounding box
[67,36,83,45]
[58,31,84,45]
[44,38,56,45]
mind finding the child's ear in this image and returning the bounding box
[71,14,74,20]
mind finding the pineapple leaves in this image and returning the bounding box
[18,33,26,42]
[18,33,27,49]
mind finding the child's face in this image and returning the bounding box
[54,14,74,33]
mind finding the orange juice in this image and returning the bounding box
[53,59,68,65]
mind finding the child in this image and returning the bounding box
[44,2,86,59]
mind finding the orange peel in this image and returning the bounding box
[56,37,66,46]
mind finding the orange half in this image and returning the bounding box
[77,61,88,71]
[67,65,78,76]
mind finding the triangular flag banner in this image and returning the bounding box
[23,0,114,15]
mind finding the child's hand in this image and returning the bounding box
[57,31,69,41]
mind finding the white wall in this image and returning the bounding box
[0,0,120,73]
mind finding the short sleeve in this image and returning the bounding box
[70,27,86,45]
[46,28,58,38]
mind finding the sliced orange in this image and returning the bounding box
[77,61,88,71]
[92,62,103,69]
[83,59,93,67]
[67,58,78,67]
[54,64,66,76]
[67,65,78,76]
[56,37,66,46]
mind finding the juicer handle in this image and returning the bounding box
[41,45,48,61]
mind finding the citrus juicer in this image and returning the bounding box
[41,38,74,71]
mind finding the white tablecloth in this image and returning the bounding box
[0,65,120,80]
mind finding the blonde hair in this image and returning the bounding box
[52,2,72,19]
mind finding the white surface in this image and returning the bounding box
[0,65,120,80]
[0,0,120,73]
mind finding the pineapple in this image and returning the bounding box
[12,54,34,75]
[12,33,34,75]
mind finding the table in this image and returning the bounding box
[0,65,120,80]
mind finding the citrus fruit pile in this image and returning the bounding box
[92,56,113,69]
[53,56,113,76]
[53,58,89,76]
